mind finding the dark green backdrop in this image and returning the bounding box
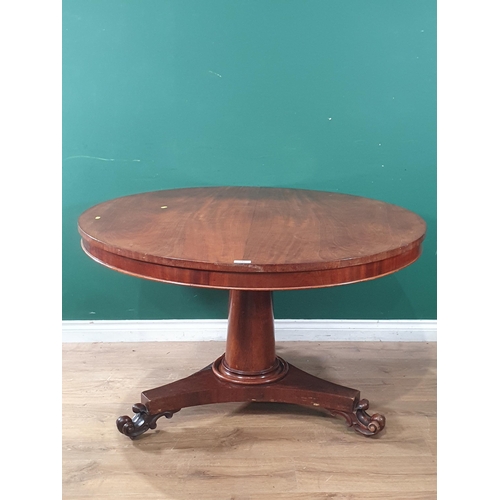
[63,0,436,321]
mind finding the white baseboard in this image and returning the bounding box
[62,319,436,343]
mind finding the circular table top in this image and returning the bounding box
[78,186,426,290]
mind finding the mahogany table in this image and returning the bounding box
[78,187,426,439]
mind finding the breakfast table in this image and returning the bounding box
[78,186,426,439]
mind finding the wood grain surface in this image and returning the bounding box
[63,341,436,499]
[78,187,426,290]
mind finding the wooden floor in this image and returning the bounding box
[62,341,436,499]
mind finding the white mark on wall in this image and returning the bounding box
[328,117,332,121]
[64,155,141,162]
[208,70,222,78]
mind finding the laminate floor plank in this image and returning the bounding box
[63,342,436,499]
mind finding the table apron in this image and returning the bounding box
[81,239,422,290]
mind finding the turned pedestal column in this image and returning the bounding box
[213,291,288,384]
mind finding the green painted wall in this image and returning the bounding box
[63,0,436,321]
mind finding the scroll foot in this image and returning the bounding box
[116,403,177,439]
[329,399,386,437]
